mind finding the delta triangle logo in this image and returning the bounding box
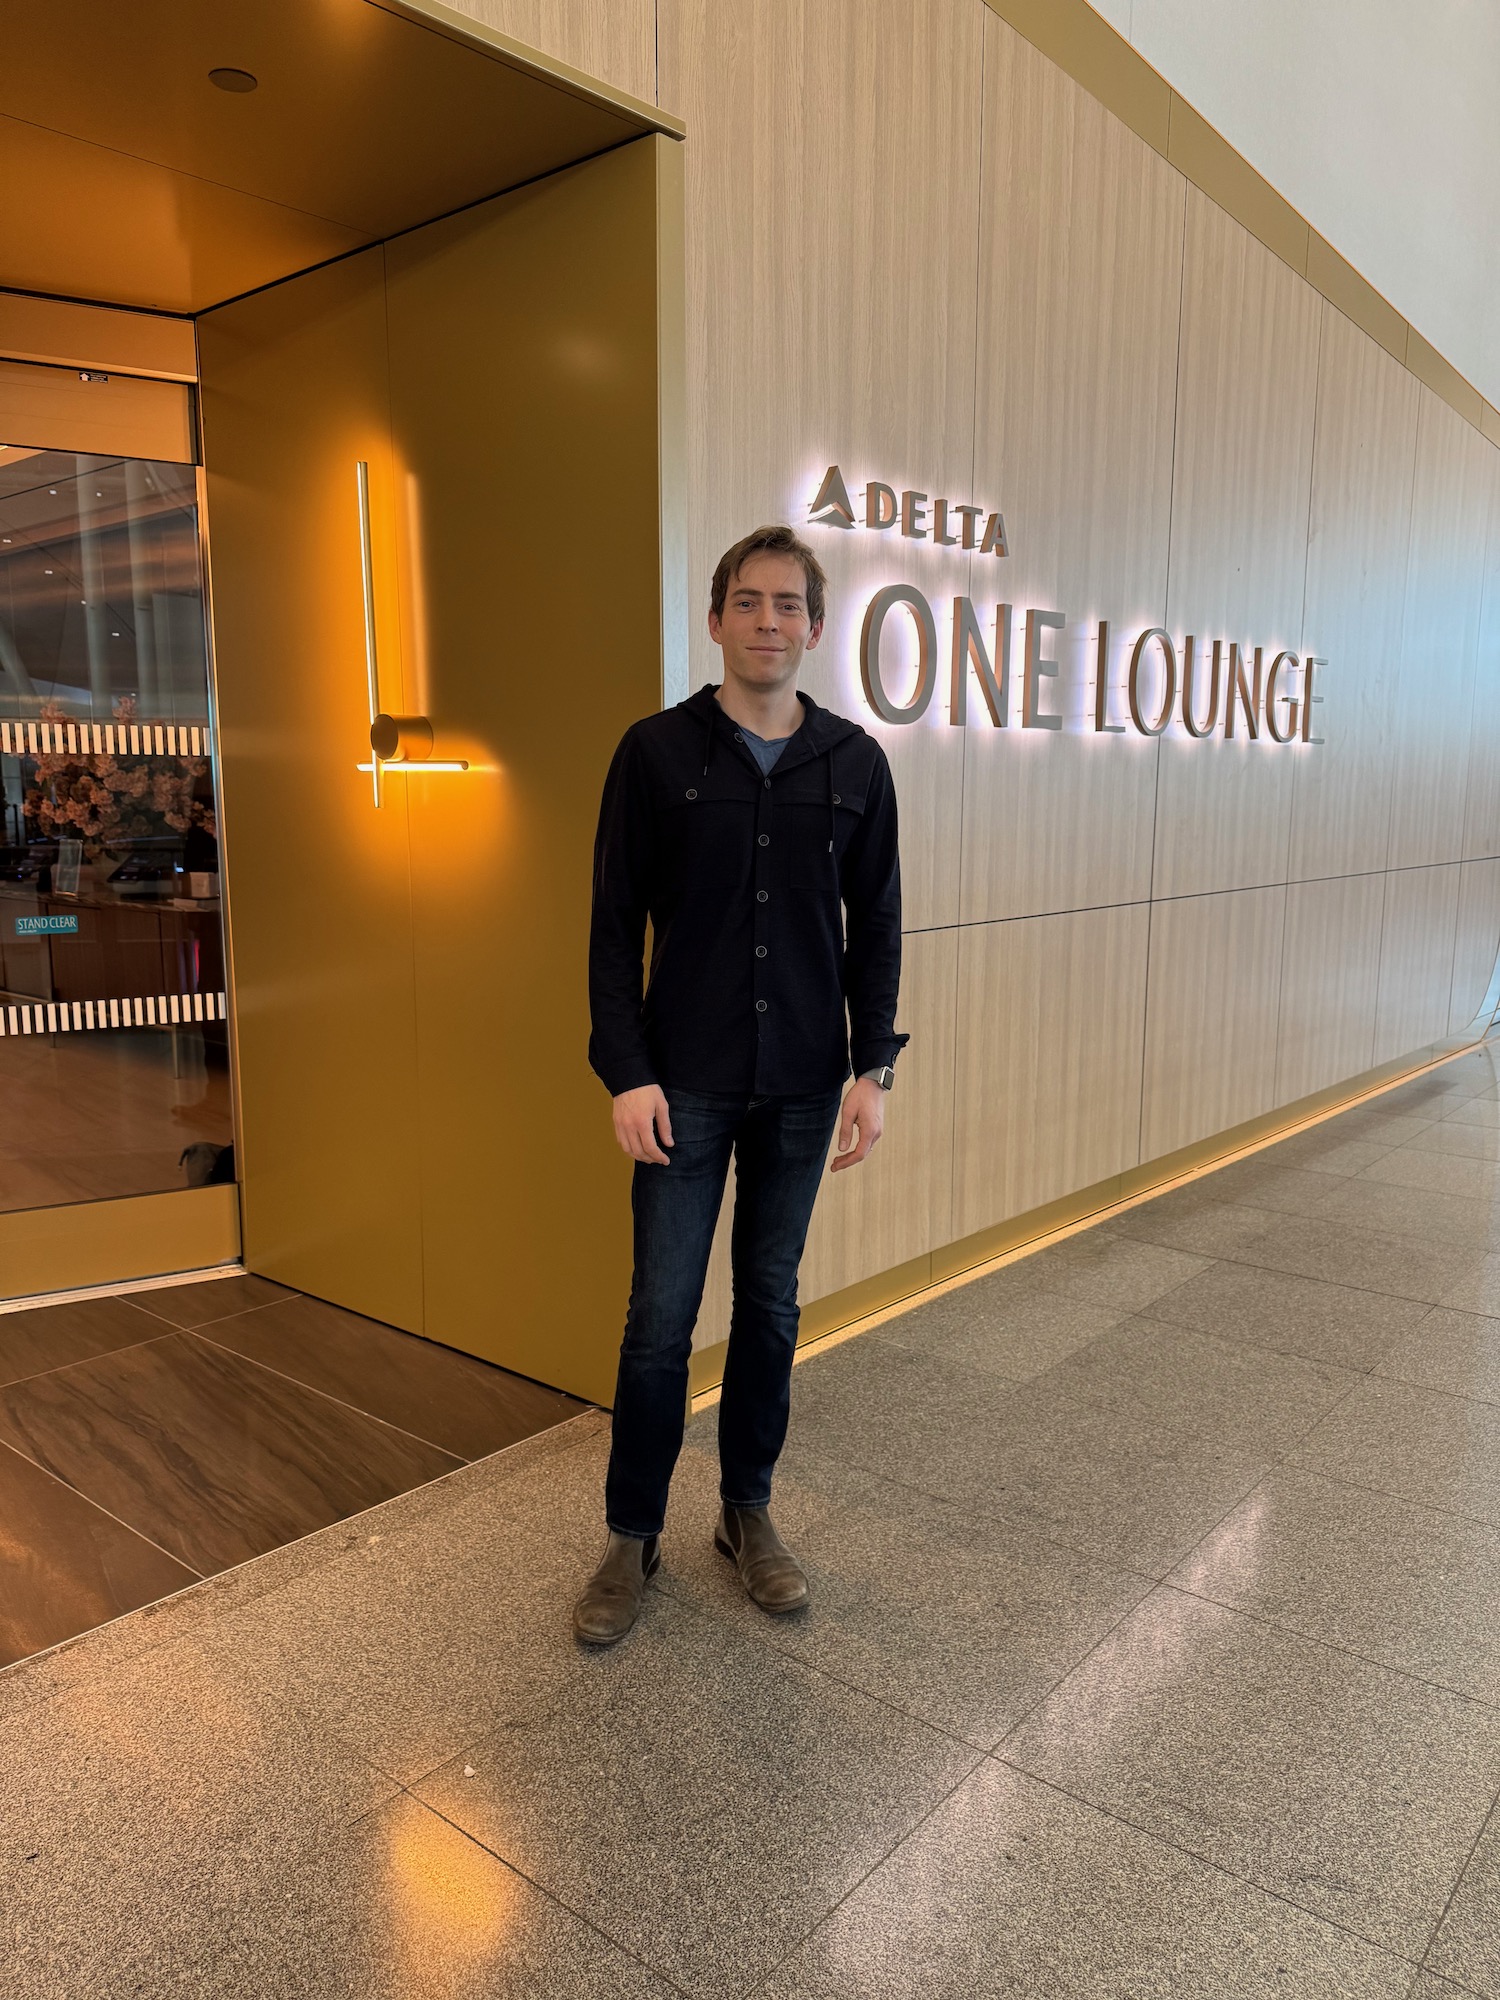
[808,463,856,528]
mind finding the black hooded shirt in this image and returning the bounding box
[588,685,908,1098]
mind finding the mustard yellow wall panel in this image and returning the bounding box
[0,1187,239,1302]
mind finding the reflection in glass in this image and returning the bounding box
[0,446,232,1213]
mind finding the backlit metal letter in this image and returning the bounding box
[1023,609,1065,730]
[1093,620,1125,733]
[1224,643,1262,738]
[932,498,959,547]
[1302,656,1326,743]
[860,584,937,724]
[865,481,897,529]
[1180,635,1221,738]
[1264,650,1300,742]
[1128,628,1177,736]
[808,464,855,527]
[979,511,1009,557]
[950,597,1009,727]
[901,490,929,538]
[954,504,984,549]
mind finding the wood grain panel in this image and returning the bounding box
[1461,449,1500,860]
[801,927,957,1304]
[1372,864,1462,1062]
[1449,859,1500,1032]
[1140,886,1287,1159]
[658,0,983,929]
[1386,391,1493,868]
[1153,188,1322,900]
[952,903,1150,1237]
[960,13,1182,923]
[1289,303,1420,881]
[692,927,958,1348]
[1273,873,1383,1106]
[449,0,657,105]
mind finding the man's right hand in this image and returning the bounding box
[612,1084,674,1165]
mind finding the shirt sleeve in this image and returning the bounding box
[841,743,910,1077]
[588,728,660,1095]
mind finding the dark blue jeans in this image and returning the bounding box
[605,1086,843,1539]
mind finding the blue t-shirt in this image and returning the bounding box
[738,721,801,776]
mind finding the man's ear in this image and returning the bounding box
[805,617,825,651]
[707,609,723,644]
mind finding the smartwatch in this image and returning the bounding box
[861,1065,896,1091]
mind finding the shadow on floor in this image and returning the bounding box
[0,1271,587,1666]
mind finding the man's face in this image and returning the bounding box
[708,551,823,692]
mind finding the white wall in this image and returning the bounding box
[1088,0,1500,409]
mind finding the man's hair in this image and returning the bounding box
[710,524,828,628]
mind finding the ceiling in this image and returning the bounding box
[0,0,678,316]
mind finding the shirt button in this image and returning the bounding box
[756,890,768,903]
[764,778,771,789]
[685,788,697,800]
[758,834,769,847]
[755,999,768,1013]
[755,945,767,958]
[734,730,743,741]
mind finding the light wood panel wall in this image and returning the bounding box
[516,3,1500,1353]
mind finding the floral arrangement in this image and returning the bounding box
[23,696,215,860]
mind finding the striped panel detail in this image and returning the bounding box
[0,721,212,758]
[0,991,227,1037]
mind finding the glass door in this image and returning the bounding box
[0,445,232,1212]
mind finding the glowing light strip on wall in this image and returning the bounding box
[0,990,228,1036]
[0,721,212,758]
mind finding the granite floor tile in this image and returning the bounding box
[1313,1176,1500,1250]
[1257,1130,1402,1176]
[876,1280,1128,1381]
[2,1628,398,2000]
[415,1594,981,1998]
[1407,1121,1500,1162]
[197,1291,585,1461]
[1036,1314,1361,1451]
[135,1793,680,2000]
[1141,1258,1429,1371]
[1317,1109,1439,1147]
[1108,1191,1290,1258]
[1185,1157,1354,1214]
[123,1272,296,1329]
[1377,1309,1500,1407]
[1443,1099,1500,1128]
[0,1293,164,1389]
[658,1428,1150,1747]
[1427,1803,1500,1995]
[1295,1377,1500,1525]
[1000,1586,1500,1957]
[0,1438,199,1666]
[187,1430,611,1784]
[1225,1212,1484,1303]
[1360,1148,1500,1199]
[0,1331,460,1573]
[754,1759,1412,2000]
[1404,1973,1475,1999]
[1019,1227,1213,1310]
[787,1334,1268,1575]
[1440,1255,1500,1317]
[1169,1464,1500,1708]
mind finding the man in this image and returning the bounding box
[576,523,906,1645]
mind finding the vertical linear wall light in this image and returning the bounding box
[355,460,468,804]
[356,460,383,807]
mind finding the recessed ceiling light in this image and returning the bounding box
[209,66,258,93]
[48,488,57,495]
[43,568,53,575]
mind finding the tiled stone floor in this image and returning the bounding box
[10,1043,1500,1994]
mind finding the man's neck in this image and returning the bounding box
[714,677,804,741]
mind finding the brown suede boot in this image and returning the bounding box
[715,1503,810,1613]
[572,1532,660,1645]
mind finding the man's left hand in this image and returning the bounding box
[830,1076,886,1173]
